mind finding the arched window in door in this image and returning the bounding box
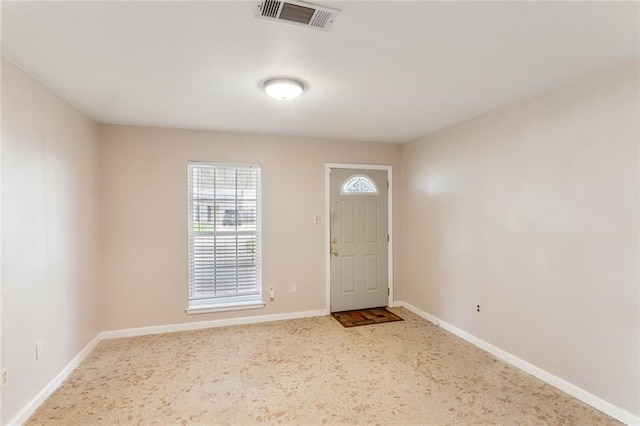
[341,174,378,194]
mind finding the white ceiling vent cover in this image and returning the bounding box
[255,0,340,31]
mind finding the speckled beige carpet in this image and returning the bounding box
[26,307,619,425]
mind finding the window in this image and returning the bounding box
[187,162,263,313]
[341,174,378,194]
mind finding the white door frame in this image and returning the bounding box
[325,163,393,312]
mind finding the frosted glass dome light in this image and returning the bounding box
[263,78,305,101]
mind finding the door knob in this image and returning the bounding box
[330,248,339,257]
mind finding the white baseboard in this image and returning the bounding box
[101,309,329,339]
[6,333,102,426]
[395,300,640,426]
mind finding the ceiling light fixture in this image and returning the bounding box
[263,78,305,101]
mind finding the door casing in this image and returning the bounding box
[325,163,393,312]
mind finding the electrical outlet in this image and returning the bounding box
[1,369,7,387]
[36,341,44,361]
[314,215,323,224]
[476,304,482,314]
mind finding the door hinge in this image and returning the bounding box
[387,234,389,242]
[388,288,390,295]
[387,180,389,189]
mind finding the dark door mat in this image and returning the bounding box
[331,307,404,328]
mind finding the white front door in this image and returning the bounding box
[330,168,389,312]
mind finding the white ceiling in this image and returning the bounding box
[2,1,638,143]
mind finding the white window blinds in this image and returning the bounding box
[188,163,261,308]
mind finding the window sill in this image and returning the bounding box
[185,301,266,315]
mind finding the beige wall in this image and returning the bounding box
[400,59,640,415]
[98,125,401,330]
[1,57,101,423]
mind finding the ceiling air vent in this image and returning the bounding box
[255,0,340,31]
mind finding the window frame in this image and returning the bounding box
[341,174,379,194]
[185,162,264,314]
